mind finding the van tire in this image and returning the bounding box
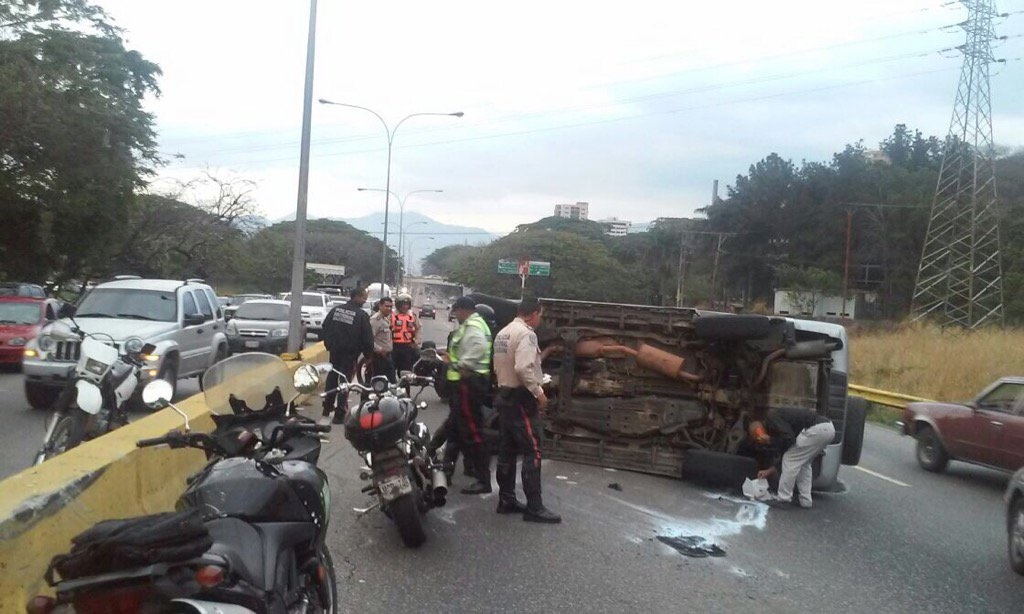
[681,449,758,489]
[694,315,773,341]
[841,396,867,466]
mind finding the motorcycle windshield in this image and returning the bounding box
[202,353,295,415]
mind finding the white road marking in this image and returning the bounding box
[853,465,911,487]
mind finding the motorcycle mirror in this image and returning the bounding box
[140,343,157,355]
[74,380,103,415]
[293,363,320,394]
[142,379,174,409]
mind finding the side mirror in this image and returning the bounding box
[184,313,206,326]
[293,363,320,394]
[142,379,174,409]
[58,303,77,319]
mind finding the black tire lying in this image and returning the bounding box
[694,314,774,341]
[681,449,758,489]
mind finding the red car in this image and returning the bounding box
[0,297,60,367]
[901,377,1024,473]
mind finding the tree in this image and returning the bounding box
[422,244,481,277]
[0,0,160,286]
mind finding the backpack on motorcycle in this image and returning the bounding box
[46,508,212,584]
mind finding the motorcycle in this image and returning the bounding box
[33,326,156,465]
[32,353,337,614]
[328,368,446,548]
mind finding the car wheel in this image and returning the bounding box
[681,449,758,489]
[1009,496,1024,575]
[915,425,949,472]
[157,356,179,402]
[25,382,60,410]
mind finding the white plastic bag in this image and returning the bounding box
[742,477,771,501]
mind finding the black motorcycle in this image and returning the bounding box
[330,370,446,548]
[35,353,337,614]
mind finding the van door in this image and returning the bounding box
[179,289,208,375]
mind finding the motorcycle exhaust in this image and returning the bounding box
[431,467,448,506]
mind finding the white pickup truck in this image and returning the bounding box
[22,278,229,409]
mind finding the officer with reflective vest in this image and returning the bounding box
[443,296,493,495]
[391,294,420,377]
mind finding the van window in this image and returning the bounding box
[204,289,222,319]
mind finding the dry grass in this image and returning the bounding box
[849,323,1024,402]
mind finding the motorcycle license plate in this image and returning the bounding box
[378,475,413,502]
[245,340,260,348]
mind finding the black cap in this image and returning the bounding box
[452,296,476,310]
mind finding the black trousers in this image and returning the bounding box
[392,343,418,375]
[496,387,544,510]
[447,375,490,484]
[323,352,358,417]
[369,352,397,383]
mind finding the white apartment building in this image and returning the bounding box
[554,201,589,220]
[600,217,632,237]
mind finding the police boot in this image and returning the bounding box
[460,446,492,495]
[523,506,562,524]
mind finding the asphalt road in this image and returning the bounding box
[2,312,1022,612]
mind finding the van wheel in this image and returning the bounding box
[694,315,774,340]
[25,382,60,410]
[842,396,867,466]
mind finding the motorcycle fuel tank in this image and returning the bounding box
[179,457,330,531]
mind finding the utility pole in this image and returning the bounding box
[286,0,317,356]
[912,0,1004,328]
[710,233,725,307]
[675,234,687,307]
[842,209,853,321]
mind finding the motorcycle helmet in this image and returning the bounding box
[396,293,413,308]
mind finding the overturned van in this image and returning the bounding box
[471,295,865,490]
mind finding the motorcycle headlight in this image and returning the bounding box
[124,337,144,353]
[37,335,56,352]
[7,337,27,347]
[270,328,289,338]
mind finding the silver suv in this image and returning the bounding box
[225,299,300,356]
[22,278,228,409]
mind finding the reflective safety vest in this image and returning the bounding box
[446,313,493,382]
[392,312,416,344]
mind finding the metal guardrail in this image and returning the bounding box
[849,384,931,409]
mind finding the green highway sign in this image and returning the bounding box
[528,261,550,277]
[497,259,518,274]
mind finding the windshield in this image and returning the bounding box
[76,288,177,321]
[235,302,289,321]
[229,295,265,306]
[0,302,41,325]
[202,353,296,415]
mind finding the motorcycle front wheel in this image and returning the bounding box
[36,410,88,464]
[390,492,426,548]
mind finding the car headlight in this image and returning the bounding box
[226,321,238,336]
[37,335,56,352]
[7,337,27,347]
[124,337,144,353]
[270,328,289,338]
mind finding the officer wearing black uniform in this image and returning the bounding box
[320,286,373,424]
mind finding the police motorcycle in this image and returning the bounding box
[31,353,338,614]
[33,319,157,465]
[324,366,444,548]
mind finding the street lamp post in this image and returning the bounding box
[318,99,462,295]
[357,188,442,286]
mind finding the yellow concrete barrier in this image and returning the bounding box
[0,344,328,612]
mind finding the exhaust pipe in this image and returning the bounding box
[431,467,448,506]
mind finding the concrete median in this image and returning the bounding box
[0,343,328,612]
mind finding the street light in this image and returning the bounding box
[319,99,462,295]
[357,188,442,283]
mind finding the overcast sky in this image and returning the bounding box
[99,0,1024,234]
